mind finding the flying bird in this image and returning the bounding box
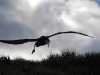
[0,31,94,54]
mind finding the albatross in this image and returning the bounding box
[0,31,94,54]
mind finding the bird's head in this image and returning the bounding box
[45,39,50,47]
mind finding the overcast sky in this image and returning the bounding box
[0,0,100,60]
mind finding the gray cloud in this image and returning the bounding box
[83,38,100,53]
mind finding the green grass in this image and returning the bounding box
[0,49,100,75]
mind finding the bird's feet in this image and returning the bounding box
[31,49,35,54]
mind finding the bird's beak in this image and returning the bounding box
[45,40,50,47]
[47,43,49,47]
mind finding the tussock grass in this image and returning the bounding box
[0,49,100,75]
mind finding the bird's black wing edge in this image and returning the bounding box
[47,31,94,38]
[0,39,38,44]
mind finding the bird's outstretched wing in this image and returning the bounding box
[47,31,94,38]
[0,39,38,45]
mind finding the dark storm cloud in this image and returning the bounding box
[95,0,100,5]
[0,0,35,40]
[0,19,25,39]
[0,0,14,8]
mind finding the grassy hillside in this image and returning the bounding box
[0,49,100,75]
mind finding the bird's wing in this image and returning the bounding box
[47,31,94,38]
[0,39,38,45]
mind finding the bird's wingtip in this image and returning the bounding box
[90,36,94,38]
